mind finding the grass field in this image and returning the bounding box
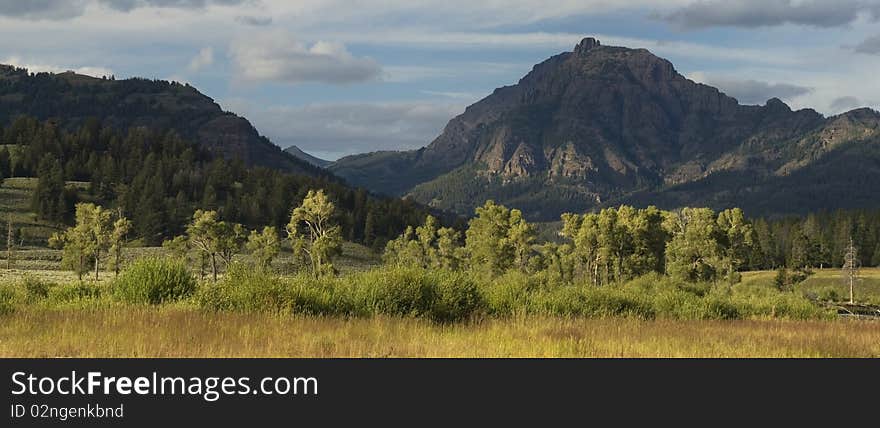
[741,268,880,304]
[4,177,879,358]
[1,307,877,357]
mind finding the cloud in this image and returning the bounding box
[0,0,87,20]
[830,96,863,111]
[662,0,880,29]
[688,73,812,104]
[3,56,114,78]
[854,34,880,54]
[229,33,382,84]
[187,47,214,72]
[222,100,464,159]
[98,0,245,12]
[0,0,246,20]
[421,90,482,100]
[235,15,271,26]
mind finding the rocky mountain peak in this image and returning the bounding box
[574,37,601,54]
[331,39,880,220]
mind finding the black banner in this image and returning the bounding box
[2,359,876,426]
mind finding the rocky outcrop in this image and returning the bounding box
[331,38,880,219]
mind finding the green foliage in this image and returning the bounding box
[186,210,244,281]
[465,200,535,275]
[21,275,51,302]
[246,226,281,269]
[112,257,196,304]
[3,115,430,249]
[47,282,102,304]
[383,215,464,270]
[287,190,342,277]
[664,208,724,283]
[560,206,668,285]
[46,203,124,281]
[198,265,484,322]
[0,284,18,315]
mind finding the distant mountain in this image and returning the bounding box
[331,38,880,219]
[284,145,332,168]
[0,65,325,177]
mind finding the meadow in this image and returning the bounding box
[2,307,879,358]
[3,178,880,358]
[2,250,879,357]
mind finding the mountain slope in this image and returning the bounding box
[0,65,325,177]
[284,145,332,168]
[331,38,880,219]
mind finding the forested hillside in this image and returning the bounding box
[0,65,321,176]
[0,116,433,247]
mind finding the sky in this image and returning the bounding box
[1,0,880,160]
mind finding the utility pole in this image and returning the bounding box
[842,238,859,304]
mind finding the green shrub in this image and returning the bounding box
[344,267,483,322]
[0,285,19,315]
[197,265,483,322]
[427,270,483,322]
[47,282,101,304]
[816,287,840,302]
[197,263,349,315]
[113,257,196,304]
[21,275,51,302]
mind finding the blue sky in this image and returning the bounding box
[1,0,880,160]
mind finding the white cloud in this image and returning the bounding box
[229,32,382,84]
[830,96,864,112]
[0,0,248,20]
[187,46,214,72]
[687,72,812,104]
[662,0,880,29]
[3,56,114,77]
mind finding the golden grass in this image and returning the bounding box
[1,307,878,358]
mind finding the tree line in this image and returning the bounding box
[0,116,434,248]
[51,189,344,281]
[385,202,880,285]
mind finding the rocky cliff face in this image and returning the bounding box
[332,38,880,219]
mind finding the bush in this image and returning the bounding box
[197,263,344,314]
[427,270,483,322]
[344,267,484,322]
[47,282,102,304]
[21,275,51,302]
[0,285,19,315]
[197,265,484,322]
[113,257,196,304]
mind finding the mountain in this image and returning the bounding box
[284,145,332,168]
[0,65,325,177]
[331,38,880,219]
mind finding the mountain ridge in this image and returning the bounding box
[331,37,880,219]
[0,64,326,178]
[283,145,333,168]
